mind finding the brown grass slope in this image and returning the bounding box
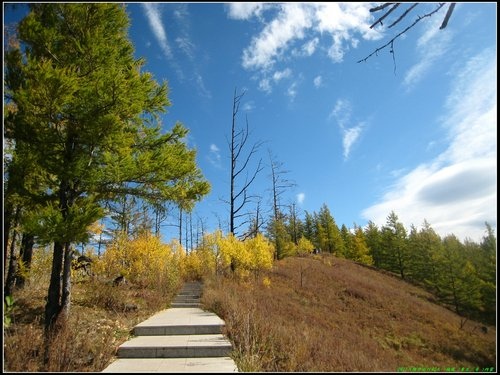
[202,254,497,372]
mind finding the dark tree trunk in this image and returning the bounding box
[45,240,64,332]
[4,232,18,298]
[15,233,35,288]
[3,203,13,275]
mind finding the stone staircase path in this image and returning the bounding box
[102,282,238,373]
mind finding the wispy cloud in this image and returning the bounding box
[142,3,172,59]
[362,48,497,242]
[313,75,322,88]
[226,3,268,20]
[287,81,298,102]
[241,3,313,71]
[342,126,363,160]
[297,193,305,205]
[258,68,293,94]
[273,68,292,82]
[293,37,319,57]
[230,3,381,72]
[330,99,365,160]
[142,3,211,99]
[228,3,384,98]
[208,143,222,168]
[242,101,255,112]
[403,13,453,89]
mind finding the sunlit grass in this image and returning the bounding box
[202,254,496,372]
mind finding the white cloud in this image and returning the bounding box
[258,78,272,93]
[242,101,255,112]
[242,3,314,71]
[362,49,497,242]
[329,99,364,160]
[142,3,172,59]
[342,125,362,160]
[297,193,305,204]
[287,81,298,101]
[176,36,195,59]
[208,143,222,168]
[226,3,267,20]
[301,37,319,56]
[273,68,292,82]
[143,4,211,99]
[313,75,322,88]
[403,14,453,89]
[257,68,292,94]
[237,3,381,72]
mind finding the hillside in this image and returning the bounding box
[201,253,497,372]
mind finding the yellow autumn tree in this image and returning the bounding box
[95,231,182,291]
[212,231,274,279]
[297,236,315,256]
[245,233,274,277]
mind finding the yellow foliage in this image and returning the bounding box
[183,246,216,280]
[212,231,274,279]
[297,237,315,255]
[95,231,181,291]
[282,241,298,258]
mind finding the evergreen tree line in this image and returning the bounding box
[263,204,496,325]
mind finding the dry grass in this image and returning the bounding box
[202,254,497,372]
[3,273,179,372]
[4,253,496,372]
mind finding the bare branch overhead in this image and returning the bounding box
[357,3,447,65]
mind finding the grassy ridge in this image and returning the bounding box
[201,254,496,372]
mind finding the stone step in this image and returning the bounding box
[172,298,200,303]
[102,357,238,373]
[133,308,224,336]
[174,295,200,301]
[117,334,232,358]
[170,302,201,308]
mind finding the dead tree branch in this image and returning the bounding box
[440,3,456,29]
[388,3,418,28]
[357,3,447,65]
[370,3,401,29]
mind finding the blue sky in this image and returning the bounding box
[4,3,497,244]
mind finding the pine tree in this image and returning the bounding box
[351,226,373,265]
[302,211,316,248]
[364,220,383,267]
[317,204,344,255]
[4,3,209,334]
[380,211,408,278]
[436,235,482,317]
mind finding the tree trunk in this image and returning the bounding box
[4,230,18,298]
[15,232,35,288]
[45,240,64,332]
[3,203,13,275]
[61,243,72,318]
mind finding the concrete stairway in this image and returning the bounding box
[102,282,238,372]
[170,282,203,308]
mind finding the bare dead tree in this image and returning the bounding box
[357,2,456,71]
[287,202,303,246]
[242,197,266,240]
[227,88,264,238]
[268,149,296,223]
[267,150,297,259]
